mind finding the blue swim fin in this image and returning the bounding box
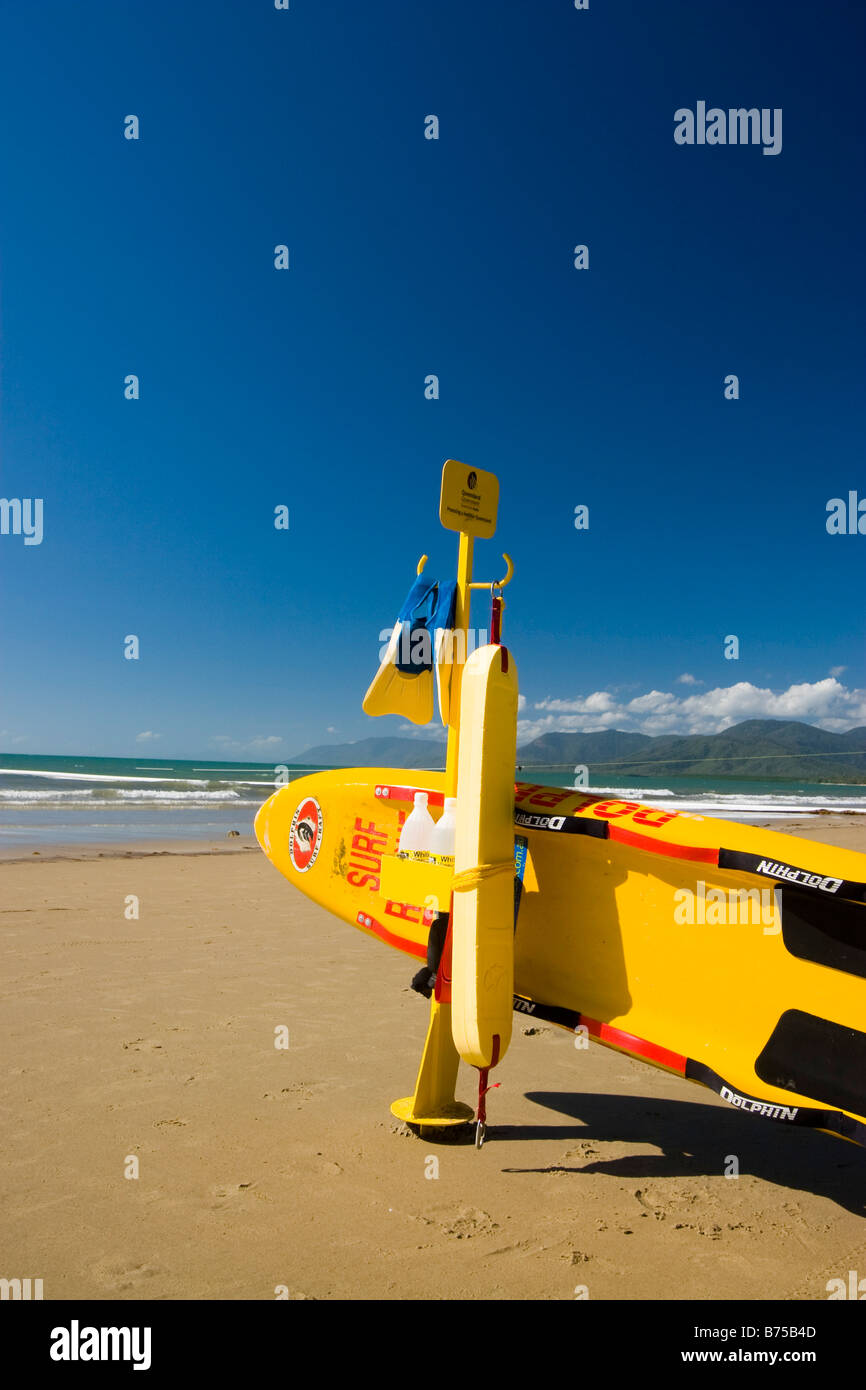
[363,574,439,725]
[432,580,458,725]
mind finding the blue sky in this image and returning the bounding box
[1,0,864,759]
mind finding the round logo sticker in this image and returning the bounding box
[289,797,323,873]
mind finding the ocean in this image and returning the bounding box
[0,754,313,846]
[1,753,865,847]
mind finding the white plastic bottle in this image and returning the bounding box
[398,792,436,861]
[428,797,457,868]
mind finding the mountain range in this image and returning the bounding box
[290,719,866,784]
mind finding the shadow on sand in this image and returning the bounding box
[494,1089,866,1215]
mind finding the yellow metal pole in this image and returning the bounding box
[390,996,473,1129]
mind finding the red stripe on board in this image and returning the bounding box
[608,824,718,864]
[375,783,446,807]
[355,910,426,960]
[582,1016,687,1075]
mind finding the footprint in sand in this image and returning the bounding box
[90,1257,162,1293]
[634,1187,665,1217]
[263,1081,330,1109]
[442,1206,499,1239]
[565,1142,599,1159]
[208,1182,255,1209]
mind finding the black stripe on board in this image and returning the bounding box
[511,996,866,1147]
[513,809,609,839]
[755,1010,866,1124]
[780,886,866,981]
[718,847,866,903]
[686,1058,866,1146]
[512,994,582,1030]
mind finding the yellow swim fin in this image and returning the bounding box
[363,620,435,725]
[362,573,438,725]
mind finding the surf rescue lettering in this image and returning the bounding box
[383,897,425,927]
[590,800,678,827]
[347,817,389,890]
[516,785,678,828]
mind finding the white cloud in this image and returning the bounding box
[135,730,160,742]
[518,678,866,742]
[536,691,617,716]
[326,726,337,734]
[829,665,847,678]
[676,673,701,685]
[398,724,448,741]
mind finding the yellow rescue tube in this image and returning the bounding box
[451,643,519,1069]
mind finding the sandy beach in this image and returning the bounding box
[2,817,865,1302]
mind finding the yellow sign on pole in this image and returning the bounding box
[439,459,498,539]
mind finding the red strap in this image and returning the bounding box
[476,1067,501,1126]
[490,593,503,644]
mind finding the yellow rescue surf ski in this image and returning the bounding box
[256,771,866,1147]
[450,644,519,1072]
